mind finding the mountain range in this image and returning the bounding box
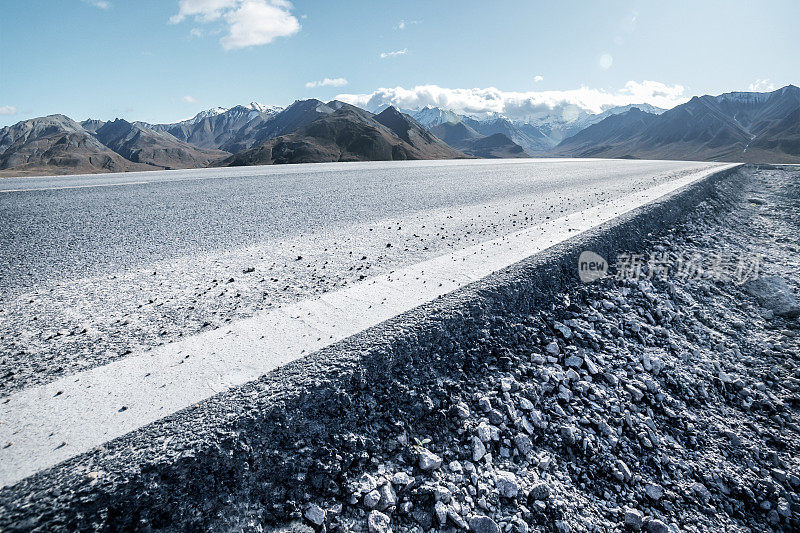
[220,104,464,165]
[0,85,797,176]
[552,85,800,162]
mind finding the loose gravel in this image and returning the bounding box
[252,166,800,532]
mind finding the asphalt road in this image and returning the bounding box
[0,159,719,294]
[0,159,726,393]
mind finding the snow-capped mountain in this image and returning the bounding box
[243,102,283,114]
[183,107,228,124]
[142,103,284,150]
[713,91,772,105]
[556,103,667,142]
[402,103,668,152]
[411,106,463,128]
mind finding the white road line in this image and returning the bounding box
[0,163,739,488]
[0,181,151,193]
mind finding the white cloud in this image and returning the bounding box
[395,19,421,30]
[221,1,300,49]
[599,53,613,70]
[336,81,688,122]
[183,95,199,103]
[0,105,18,116]
[83,0,111,9]
[748,78,775,92]
[380,48,408,59]
[170,0,300,50]
[305,77,348,89]
[533,75,544,83]
[170,0,238,23]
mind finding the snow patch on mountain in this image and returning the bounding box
[714,92,772,105]
[411,106,463,127]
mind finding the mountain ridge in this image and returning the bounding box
[0,115,149,175]
[551,85,800,162]
[1,86,798,176]
[219,105,466,166]
[92,119,229,169]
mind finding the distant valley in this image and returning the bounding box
[0,85,798,177]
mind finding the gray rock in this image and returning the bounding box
[565,355,583,368]
[690,482,711,503]
[518,397,535,410]
[454,402,471,418]
[495,470,519,498]
[476,423,493,443]
[767,510,780,524]
[435,501,448,525]
[511,517,529,533]
[377,482,396,510]
[478,396,493,412]
[363,489,381,509]
[514,434,533,456]
[528,481,550,501]
[391,471,414,488]
[624,508,643,530]
[469,515,499,533]
[304,504,326,526]
[358,472,378,494]
[271,521,314,533]
[644,483,663,500]
[546,341,560,355]
[646,519,669,533]
[434,485,452,503]
[472,436,487,461]
[744,276,800,318]
[488,409,504,425]
[615,459,632,482]
[555,520,571,533]
[367,510,391,533]
[418,448,442,471]
[448,507,469,529]
[778,498,791,518]
[554,322,572,338]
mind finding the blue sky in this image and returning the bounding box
[1,0,798,126]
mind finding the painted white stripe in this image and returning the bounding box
[0,163,738,487]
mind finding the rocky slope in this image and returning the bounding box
[552,108,660,158]
[220,106,466,166]
[93,119,229,169]
[0,115,146,176]
[430,122,528,159]
[459,133,529,159]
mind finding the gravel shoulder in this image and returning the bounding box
[2,165,799,532]
[251,165,800,533]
